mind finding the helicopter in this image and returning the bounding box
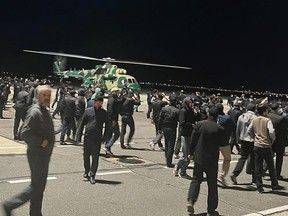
[23,49,192,93]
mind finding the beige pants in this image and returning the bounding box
[219,145,231,177]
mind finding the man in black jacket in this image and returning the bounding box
[104,87,122,155]
[187,107,225,215]
[158,95,179,168]
[149,92,168,150]
[76,95,110,184]
[13,85,30,140]
[119,91,141,149]
[268,103,288,180]
[59,89,77,144]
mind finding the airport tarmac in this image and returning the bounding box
[1,87,288,216]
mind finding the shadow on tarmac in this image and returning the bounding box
[82,179,122,185]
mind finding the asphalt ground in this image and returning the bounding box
[1,88,288,216]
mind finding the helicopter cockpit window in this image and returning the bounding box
[127,78,138,84]
[95,68,107,74]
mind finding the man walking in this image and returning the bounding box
[247,104,284,193]
[2,85,55,216]
[187,107,225,215]
[76,95,110,184]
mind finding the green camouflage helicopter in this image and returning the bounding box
[23,49,191,93]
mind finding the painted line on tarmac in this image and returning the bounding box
[243,205,288,216]
[96,170,132,176]
[5,171,132,184]
[0,147,25,149]
[8,177,57,184]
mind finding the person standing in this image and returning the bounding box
[59,89,77,144]
[75,88,86,133]
[13,85,30,140]
[149,92,168,151]
[267,103,288,180]
[158,95,179,168]
[104,87,122,155]
[119,91,141,149]
[0,89,5,119]
[215,103,234,187]
[247,104,284,193]
[174,97,201,178]
[76,95,110,184]
[187,107,225,215]
[230,103,257,185]
[228,102,242,154]
[2,85,55,216]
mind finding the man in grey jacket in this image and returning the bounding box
[2,85,55,216]
[230,103,257,185]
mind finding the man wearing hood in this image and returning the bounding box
[230,103,257,185]
[174,97,201,179]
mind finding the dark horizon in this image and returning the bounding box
[1,1,288,93]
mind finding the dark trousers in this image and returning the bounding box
[4,154,50,216]
[232,140,255,182]
[0,103,4,118]
[254,146,278,189]
[188,162,218,213]
[105,121,120,149]
[60,117,76,142]
[83,142,102,177]
[147,103,152,118]
[163,128,176,166]
[120,115,135,145]
[272,143,286,178]
[13,109,26,137]
[230,131,241,153]
[152,122,163,148]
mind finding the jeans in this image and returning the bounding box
[176,136,190,175]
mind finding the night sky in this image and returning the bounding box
[1,1,288,92]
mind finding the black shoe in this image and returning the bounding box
[13,136,18,140]
[277,175,285,180]
[60,142,67,145]
[166,164,175,168]
[257,187,264,193]
[2,203,12,216]
[83,173,89,180]
[207,210,220,216]
[103,147,114,156]
[89,176,96,184]
[120,144,126,149]
[124,144,131,149]
[230,175,238,185]
[272,185,285,191]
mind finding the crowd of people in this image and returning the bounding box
[1,75,288,215]
[147,87,288,215]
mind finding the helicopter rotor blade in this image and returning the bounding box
[23,50,191,69]
[112,59,192,70]
[23,50,106,62]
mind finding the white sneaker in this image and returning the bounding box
[173,166,179,177]
[149,142,155,151]
[217,176,228,187]
[187,201,194,214]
